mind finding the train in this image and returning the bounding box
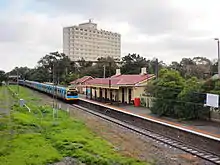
[18,80,79,102]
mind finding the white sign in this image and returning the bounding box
[205,93,219,108]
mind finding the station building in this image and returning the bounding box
[84,68,155,104]
[70,76,93,94]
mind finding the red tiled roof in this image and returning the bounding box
[70,76,93,84]
[86,74,155,86]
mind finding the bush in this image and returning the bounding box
[149,70,209,120]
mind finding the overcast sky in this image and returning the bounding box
[0,0,220,72]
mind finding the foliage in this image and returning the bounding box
[7,67,31,80]
[80,56,118,78]
[148,69,210,119]
[7,52,75,83]
[149,69,185,117]
[202,78,220,95]
[0,86,148,165]
[168,57,212,79]
[37,51,74,83]
[120,54,166,75]
[176,77,209,119]
[62,73,79,85]
[0,134,61,165]
[0,70,6,84]
[121,53,148,74]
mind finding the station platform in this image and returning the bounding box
[79,94,220,138]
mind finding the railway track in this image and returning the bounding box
[72,103,220,165]
[14,84,220,164]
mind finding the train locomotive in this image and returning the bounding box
[18,80,78,102]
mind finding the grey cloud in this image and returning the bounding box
[35,0,188,35]
[0,0,217,72]
[122,35,216,63]
[0,21,25,42]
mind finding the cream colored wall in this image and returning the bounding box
[118,88,122,101]
[90,85,147,103]
[133,86,146,98]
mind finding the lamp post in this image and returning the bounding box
[214,38,220,78]
[103,65,106,78]
[16,68,19,95]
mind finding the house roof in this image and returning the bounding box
[70,76,93,84]
[86,74,155,86]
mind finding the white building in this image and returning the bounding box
[63,20,121,61]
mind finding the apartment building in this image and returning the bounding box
[63,20,121,61]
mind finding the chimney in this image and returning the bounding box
[116,69,121,75]
[140,67,147,75]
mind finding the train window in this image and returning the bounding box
[67,91,78,96]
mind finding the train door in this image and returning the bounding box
[122,88,125,103]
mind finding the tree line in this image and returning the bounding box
[0,52,218,86]
[1,52,219,120]
[146,68,220,120]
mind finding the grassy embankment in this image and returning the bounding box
[0,86,149,165]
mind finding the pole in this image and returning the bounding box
[52,62,55,109]
[214,38,220,78]
[217,40,220,78]
[155,58,159,79]
[17,68,19,94]
[103,65,106,78]
[109,62,112,103]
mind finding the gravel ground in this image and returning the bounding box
[28,89,215,165]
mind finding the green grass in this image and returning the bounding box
[0,86,149,165]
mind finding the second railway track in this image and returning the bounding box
[72,100,220,165]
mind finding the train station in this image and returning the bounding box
[1,2,220,164]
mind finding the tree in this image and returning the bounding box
[175,57,212,79]
[147,69,210,120]
[8,67,32,80]
[28,67,49,82]
[169,61,182,72]
[0,70,6,85]
[177,77,209,119]
[80,56,118,78]
[211,59,218,75]
[63,73,79,85]
[121,53,149,74]
[77,58,93,69]
[148,69,185,117]
[37,52,74,83]
[192,57,212,79]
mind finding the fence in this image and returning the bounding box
[140,95,154,108]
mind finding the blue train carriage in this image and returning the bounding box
[65,86,78,102]
[18,80,25,86]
